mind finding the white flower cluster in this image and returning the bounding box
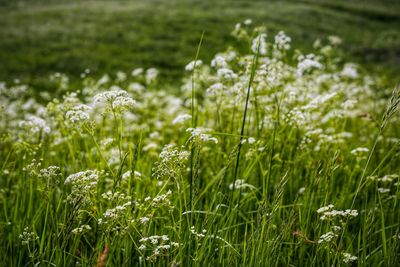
[99,201,131,223]
[172,114,191,125]
[350,147,369,155]
[217,68,238,80]
[153,144,190,179]
[101,190,131,202]
[142,190,172,208]
[228,179,256,191]
[318,231,337,244]
[206,82,225,96]
[368,174,399,195]
[71,224,92,235]
[65,104,92,124]
[186,127,218,144]
[190,226,207,239]
[19,227,39,245]
[139,235,179,261]
[64,170,99,204]
[341,63,358,79]
[297,54,322,76]
[122,170,142,180]
[368,174,398,184]
[145,68,159,84]
[185,60,203,72]
[19,115,50,134]
[342,252,357,264]
[93,89,135,112]
[211,55,228,69]
[274,31,291,50]
[252,33,267,55]
[317,204,358,221]
[39,165,61,180]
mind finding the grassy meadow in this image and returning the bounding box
[0,0,399,88]
[0,0,400,266]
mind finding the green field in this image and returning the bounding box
[0,0,399,88]
[1,1,400,266]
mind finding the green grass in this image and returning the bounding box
[0,0,399,90]
[1,21,400,265]
[1,1,400,266]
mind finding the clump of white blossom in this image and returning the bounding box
[93,89,136,112]
[64,170,99,204]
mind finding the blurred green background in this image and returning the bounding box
[0,0,399,88]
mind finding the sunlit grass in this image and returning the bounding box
[0,21,399,266]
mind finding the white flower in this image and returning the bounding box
[140,217,150,224]
[19,115,51,134]
[206,83,224,96]
[274,31,291,50]
[328,35,342,46]
[116,71,127,82]
[211,55,228,69]
[185,60,203,71]
[172,114,192,125]
[341,64,358,79]
[318,231,337,243]
[131,68,144,77]
[65,104,92,123]
[342,253,357,264]
[217,68,238,80]
[248,137,256,144]
[297,55,322,76]
[252,33,267,55]
[146,68,159,84]
[93,89,136,111]
[350,147,369,155]
[377,188,390,194]
[186,127,218,144]
[243,19,252,25]
[71,225,92,235]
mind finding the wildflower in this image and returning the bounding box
[274,31,291,50]
[140,217,150,224]
[228,179,256,190]
[243,19,252,25]
[172,114,192,125]
[131,68,144,77]
[93,89,136,112]
[318,206,358,221]
[328,35,342,46]
[19,115,51,134]
[342,253,357,264]
[211,55,228,69]
[350,147,369,155]
[145,68,158,84]
[19,227,39,245]
[64,170,99,204]
[217,68,238,80]
[65,104,92,123]
[251,33,267,55]
[185,60,203,71]
[97,74,110,85]
[248,137,256,144]
[318,231,337,244]
[377,188,390,194]
[116,71,127,82]
[186,127,218,144]
[71,225,92,235]
[297,54,322,76]
[341,64,358,79]
[206,83,225,96]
